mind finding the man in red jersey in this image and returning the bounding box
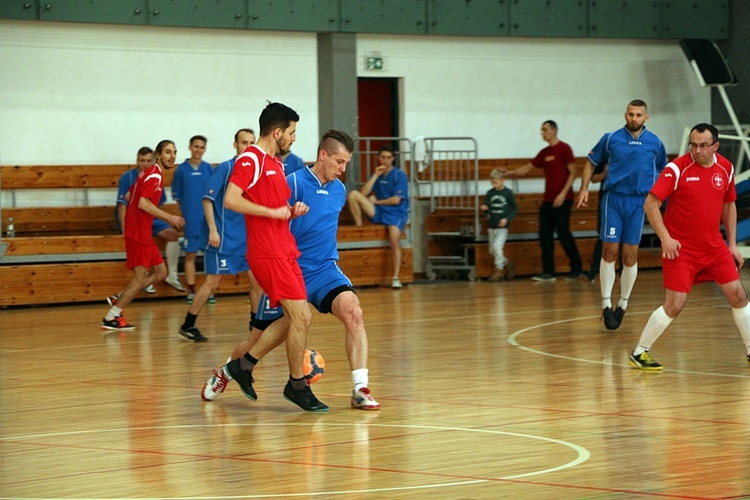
[504,120,583,281]
[219,102,327,412]
[628,123,750,370]
[101,140,185,330]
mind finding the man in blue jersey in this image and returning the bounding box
[347,144,410,288]
[172,135,214,303]
[114,146,183,294]
[577,100,668,330]
[202,130,380,410]
[177,129,259,342]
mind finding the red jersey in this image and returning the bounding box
[650,152,735,255]
[531,141,576,203]
[124,163,164,244]
[229,144,300,260]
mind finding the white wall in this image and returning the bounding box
[1,20,710,209]
[357,35,709,158]
[0,20,320,166]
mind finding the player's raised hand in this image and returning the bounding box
[170,215,185,229]
[268,205,292,220]
[290,201,309,219]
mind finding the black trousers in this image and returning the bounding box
[539,200,582,275]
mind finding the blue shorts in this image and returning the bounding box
[204,250,249,275]
[182,233,203,253]
[152,218,171,236]
[256,260,354,319]
[600,191,646,246]
[256,294,284,322]
[304,260,353,313]
[373,207,408,231]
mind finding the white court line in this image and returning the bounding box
[507,312,750,379]
[0,422,591,498]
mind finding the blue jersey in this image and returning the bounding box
[287,167,346,272]
[281,152,306,176]
[172,160,213,237]
[115,167,167,233]
[588,126,667,196]
[203,158,247,256]
[373,167,410,217]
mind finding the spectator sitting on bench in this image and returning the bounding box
[346,144,409,289]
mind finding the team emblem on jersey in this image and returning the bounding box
[712,172,725,190]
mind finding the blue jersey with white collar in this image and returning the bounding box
[287,167,345,272]
[172,159,213,236]
[588,126,667,196]
[373,167,409,217]
[203,158,247,256]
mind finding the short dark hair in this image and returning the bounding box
[691,123,719,143]
[155,140,174,155]
[190,135,207,145]
[378,144,395,155]
[319,130,354,155]
[629,99,648,111]
[543,120,557,130]
[259,102,299,137]
[234,128,255,143]
[137,146,153,157]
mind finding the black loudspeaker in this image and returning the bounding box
[680,39,738,87]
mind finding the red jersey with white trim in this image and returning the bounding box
[124,163,164,244]
[650,152,735,255]
[229,144,300,260]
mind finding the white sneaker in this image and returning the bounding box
[165,276,186,292]
[143,284,156,294]
[351,387,380,410]
[391,278,403,289]
[201,367,231,402]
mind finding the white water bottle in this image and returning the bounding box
[6,217,15,238]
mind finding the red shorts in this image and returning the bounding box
[125,237,164,270]
[662,247,739,293]
[249,257,306,307]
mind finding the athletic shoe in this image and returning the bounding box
[629,351,663,371]
[585,271,597,283]
[165,276,186,292]
[505,262,515,281]
[602,307,620,330]
[186,292,195,305]
[391,278,403,289]
[179,326,207,342]
[531,273,556,282]
[225,358,256,400]
[208,294,217,304]
[563,270,582,280]
[351,387,380,410]
[614,307,626,326]
[101,316,135,331]
[747,354,750,364]
[106,295,118,307]
[283,381,328,412]
[143,284,156,294]
[488,269,504,282]
[201,367,230,402]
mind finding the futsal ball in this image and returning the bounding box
[303,348,325,384]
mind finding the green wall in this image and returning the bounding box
[0,0,730,40]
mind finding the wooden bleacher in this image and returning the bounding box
[0,164,412,307]
[422,158,664,280]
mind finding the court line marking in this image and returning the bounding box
[0,422,590,497]
[507,313,750,379]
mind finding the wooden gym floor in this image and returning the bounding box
[1,269,749,499]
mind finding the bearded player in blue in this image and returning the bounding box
[578,99,668,330]
[200,130,380,410]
